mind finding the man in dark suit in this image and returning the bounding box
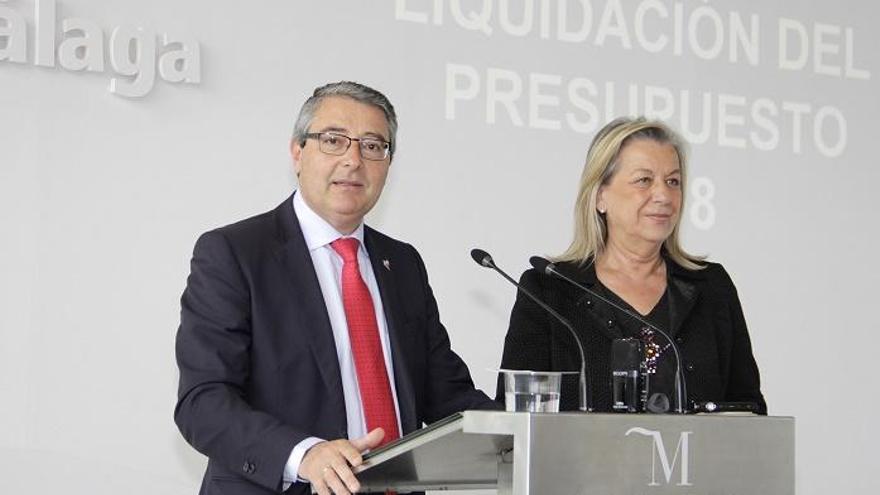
[175,81,495,495]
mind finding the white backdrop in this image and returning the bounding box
[1,1,878,493]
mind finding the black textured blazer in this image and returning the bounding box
[496,258,767,414]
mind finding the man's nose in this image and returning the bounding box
[341,141,364,168]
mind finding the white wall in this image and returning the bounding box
[1,1,877,493]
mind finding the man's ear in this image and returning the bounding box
[291,140,303,176]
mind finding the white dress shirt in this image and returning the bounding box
[283,192,402,486]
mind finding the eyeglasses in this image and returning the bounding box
[304,132,391,161]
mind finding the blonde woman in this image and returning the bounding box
[497,117,766,414]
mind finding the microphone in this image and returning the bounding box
[470,249,592,412]
[611,338,642,413]
[530,256,688,414]
[470,248,493,268]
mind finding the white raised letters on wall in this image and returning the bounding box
[443,62,850,159]
[402,1,872,160]
[0,0,201,97]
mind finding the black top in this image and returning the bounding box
[495,257,767,414]
[596,283,679,408]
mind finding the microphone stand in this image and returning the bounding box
[471,249,593,412]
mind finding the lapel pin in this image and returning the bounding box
[382,259,391,271]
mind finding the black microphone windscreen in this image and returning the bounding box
[470,248,493,267]
[529,256,552,274]
[645,393,671,414]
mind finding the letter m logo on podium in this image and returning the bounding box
[625,427,694,487]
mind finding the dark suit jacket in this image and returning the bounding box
[175,195,495,494]
[496,258,766,414]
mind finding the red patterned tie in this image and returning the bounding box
[331,238,400,448]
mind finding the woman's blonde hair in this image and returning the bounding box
[555,117,705,270]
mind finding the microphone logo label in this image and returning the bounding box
[625,427,694,487]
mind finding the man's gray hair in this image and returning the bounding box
[292,81,398,160]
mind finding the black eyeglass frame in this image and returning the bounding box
[303,132,392,161]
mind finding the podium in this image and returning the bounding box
[355,411,794,494]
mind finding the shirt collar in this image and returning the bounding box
[293,191,365,252]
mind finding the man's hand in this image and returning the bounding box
[299,428,385,494]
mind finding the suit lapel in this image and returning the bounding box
[272,196,347,419]
[364,228,418,434]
